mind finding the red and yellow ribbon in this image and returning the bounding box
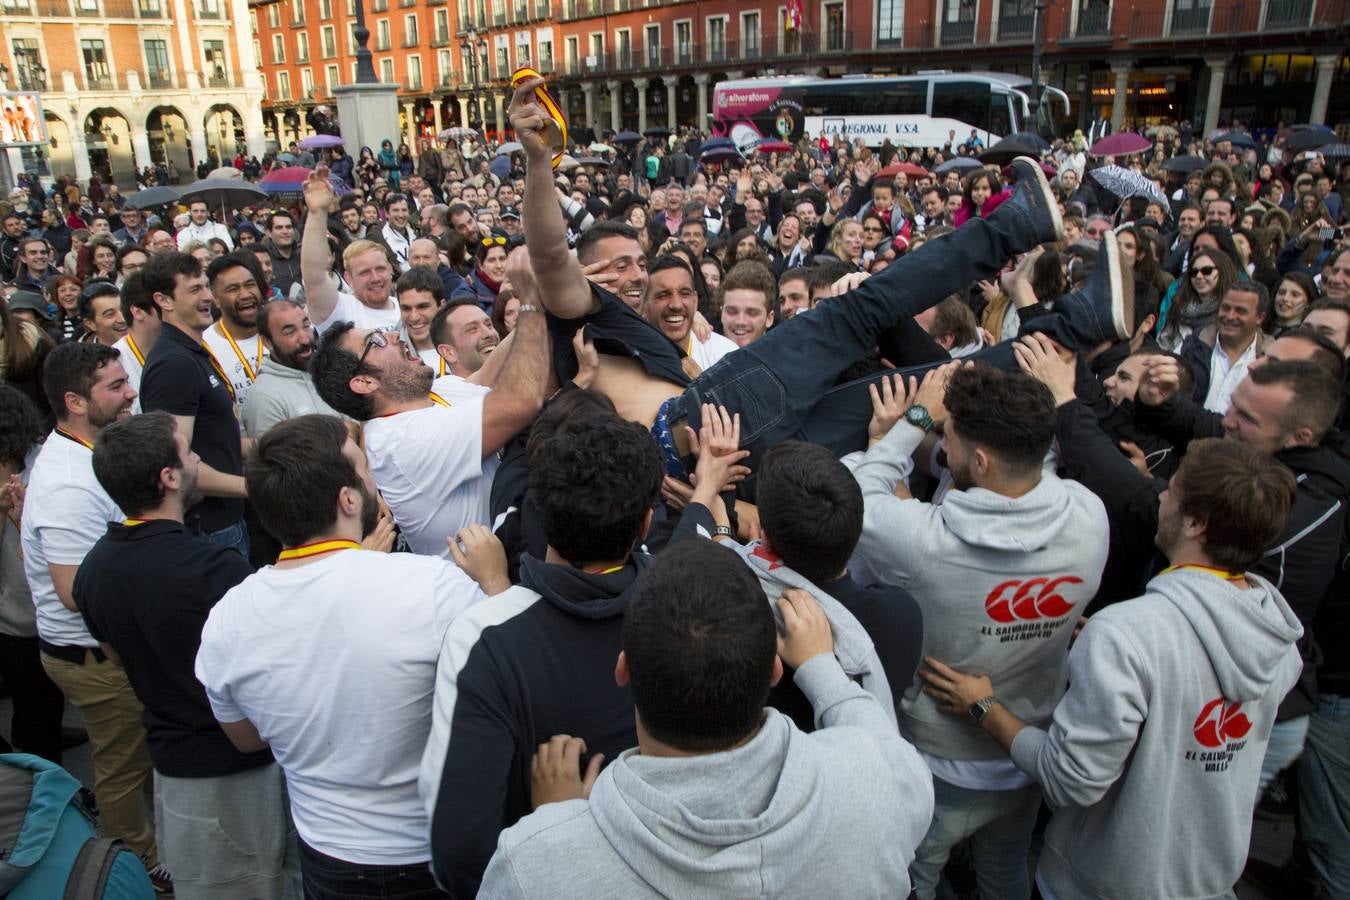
[511,66,567,170]
[215,321,264,383]
[126,334,146,366]
[277,539,362,561]
[54,428,94,450]
[1161,564,1246,583]
[124,518,148,526]
[429,391,451,408]
[201,343,238,402]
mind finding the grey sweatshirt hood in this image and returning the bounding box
[938,475,1079,553]
[1161,568,1303,704]
[589,713,825,896]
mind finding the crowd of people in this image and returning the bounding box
[1,73,1348,900]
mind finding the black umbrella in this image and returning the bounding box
[1213,131,1259,151]
[177,178,269,220]
[935,157,983,175]
[574,156,611,168]
[1162,155,1207,174]
[644,126,671,138]
[1009,132,1051,152]
[614,130,642,144]
[979,136,1044,165]
[125,185,182,210]
[1286,127,1336,152]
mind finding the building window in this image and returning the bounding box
[376,19,390,51]
[877,0,903,43]
[326,63,339,93]
[495,34,509,78]
[404,13,419,45]
[565,35,578,74]
[145,38,170,88]
[301,67,314,97]
[11,38,45,90]
[267,3,279,27]
[675,20,691,65]
[823,2,845,50]
[380,57,395,83]
[457,0,468,32]
[319,0,331,17]
[290,0,303,24]
[249,8,256,31]
[537,31,552,71]
[437,48,451,84]
[272,33,285,62]
[706,17,725,62]
[277,70,291,99]
[941,0,977,44]
[741,11,759,57]
[434,8,450,43]
[82,38,110,88]
[516,33,531,66]
[322,25,336,57]
[644,23,659,65]
[204,39,228,84]
[615,28,630,68]
[1171,0,1211,33]
[407,54,422,89]
[296,31,309,62]
[588,31,603,68]
[348,22,359,53]
[492,0,504,25]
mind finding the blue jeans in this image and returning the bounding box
[204,517,250,559]
[1298,693,1350,897]
[908,776,1042,900]
[298,840,446,899]
[679,212,1037,464]
[1259,714,1309,795]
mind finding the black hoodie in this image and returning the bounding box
[422,552,652,898]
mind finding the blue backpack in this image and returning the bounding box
[0,753,154,899]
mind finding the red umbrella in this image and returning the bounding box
[1090,133,1152,157]
[878,161,929,179]
[754,139,793,154]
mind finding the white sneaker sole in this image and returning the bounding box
[1099,231,1128,340]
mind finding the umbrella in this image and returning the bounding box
[755,139,793,155]
[643,126,671,138]
[177,177,268,219]
[125,185,182,210]
[439,126,476,141]
[1146,124,1178,139]
[298,134,344,150]
[1087,164,1168,205]
[489,155,512,180]
[574,156,610,168]
[1009,132,1051,152]
[1318,143,1350,163]
[207,166,242,180]
[495,141,524,156]
[700,146,743,164]
[935,157,983,175]
[1286,128,1335,152]
[1162,155,1207,174]
[878,161,929,179]
[1213,131,1259,151]
[700,136,736,151]
[258,167,350,197]
[589,142,614,154]
[555,154,580,172]
[979,136,1044,165]
[275,152,296,164]
[613,130,642,144]
[1090,132,1152,156]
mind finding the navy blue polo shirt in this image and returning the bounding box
[139,322,245,533]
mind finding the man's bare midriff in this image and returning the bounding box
[592,354,685,428]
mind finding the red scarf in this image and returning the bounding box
[475,267,503,295]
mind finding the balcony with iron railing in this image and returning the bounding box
[207,71,231,86]
[1127,0,1341,39]
[1061,4,1112,39]
[431,26,451,45]
[1265,0,1312,24]
[534,0,547,15]
[402,31,419,47]
[147,68,173,88]
[512,0,525,19]
[322,39,337,57]
[85,72,114,89]
[997,12,1035,39]
[536,55,554,73]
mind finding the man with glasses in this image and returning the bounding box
[113,207,149,248]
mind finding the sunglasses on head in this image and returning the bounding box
[481,236,507,248]
[1190,265,1217,278]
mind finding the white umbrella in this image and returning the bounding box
[589,142,614,154]
[495,141,524,156]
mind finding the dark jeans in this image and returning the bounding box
[677,211,1054,462]
[299,840,447,900]
[0,633,66,763]
[204,517,251,559]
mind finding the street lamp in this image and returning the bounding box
[1028,0,1047,136]
[352,0,379,84]
[460,30,487,132]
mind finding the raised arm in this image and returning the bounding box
[300,166,340,327]
[478,250,550,455]
[511,76,597,320]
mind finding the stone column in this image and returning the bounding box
[433,100,443,135]
[635,78,649,135]
[694,73,710,130]
[477,95,488,133]
[1309,54,1340,126]
[582,82,596,129]
[70,131,93,182]
[605,80,621,134]
[404,101,418,152]
[556,87,570,122]
[665,76,677,129]
[493,92,506,136]
[1109,61,1130,132]
[189,129,209,170]
[1202,57,1227,136]
[131,131,153,172]
[456,95,471,127]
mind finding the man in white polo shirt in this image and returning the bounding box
[21,341,167,890]
[195,415,499,898]
[301,167,401,334]
[309,250,551,557]
[176,200,233,252]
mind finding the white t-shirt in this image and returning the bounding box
[311,291,401,335]
[201,322,268,409]
[362,375,496,557]
[687,330,738,371]
[416,346,442,370]
[111,334,146,415]
[20,432,121,647]
[195,549,483,864]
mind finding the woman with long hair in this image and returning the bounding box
[0,295,55,418]
[822,220,864,269]
[378,140,401,189]
[45,275,84,342]
[1267,272,1320,336]
[397,142,415,183]
[954,168,1003,227]
[356,146,381,191]
[1291,192,1331,236]
[491,288,520,341]
[626,205,654,256]
[1157,248,1237,351]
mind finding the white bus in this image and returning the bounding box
[711,71,1070,151]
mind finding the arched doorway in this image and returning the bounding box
[204,104,245,168]
[83,108,135,184]
[147,106,190,179]
[43,113,73,181]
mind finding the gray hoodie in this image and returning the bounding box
[1012,568,1303,899]
[477,653,935,899]
[240,358,342,438]
[854,423,1109,760]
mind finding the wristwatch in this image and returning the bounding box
[904,404,934,433]
[970,695,999,724]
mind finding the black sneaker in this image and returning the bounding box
[143,858,173,895]
[1054,230,1129,346]
[993,156,1064,249]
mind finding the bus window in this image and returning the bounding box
[989,94,1012,139]
[931,81,992,133]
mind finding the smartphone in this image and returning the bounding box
[1319,227,1337,241]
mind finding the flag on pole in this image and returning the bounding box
[785,0,803,31]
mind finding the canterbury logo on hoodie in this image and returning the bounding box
[1185,697,1253,772]
[984,576,1082,623]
